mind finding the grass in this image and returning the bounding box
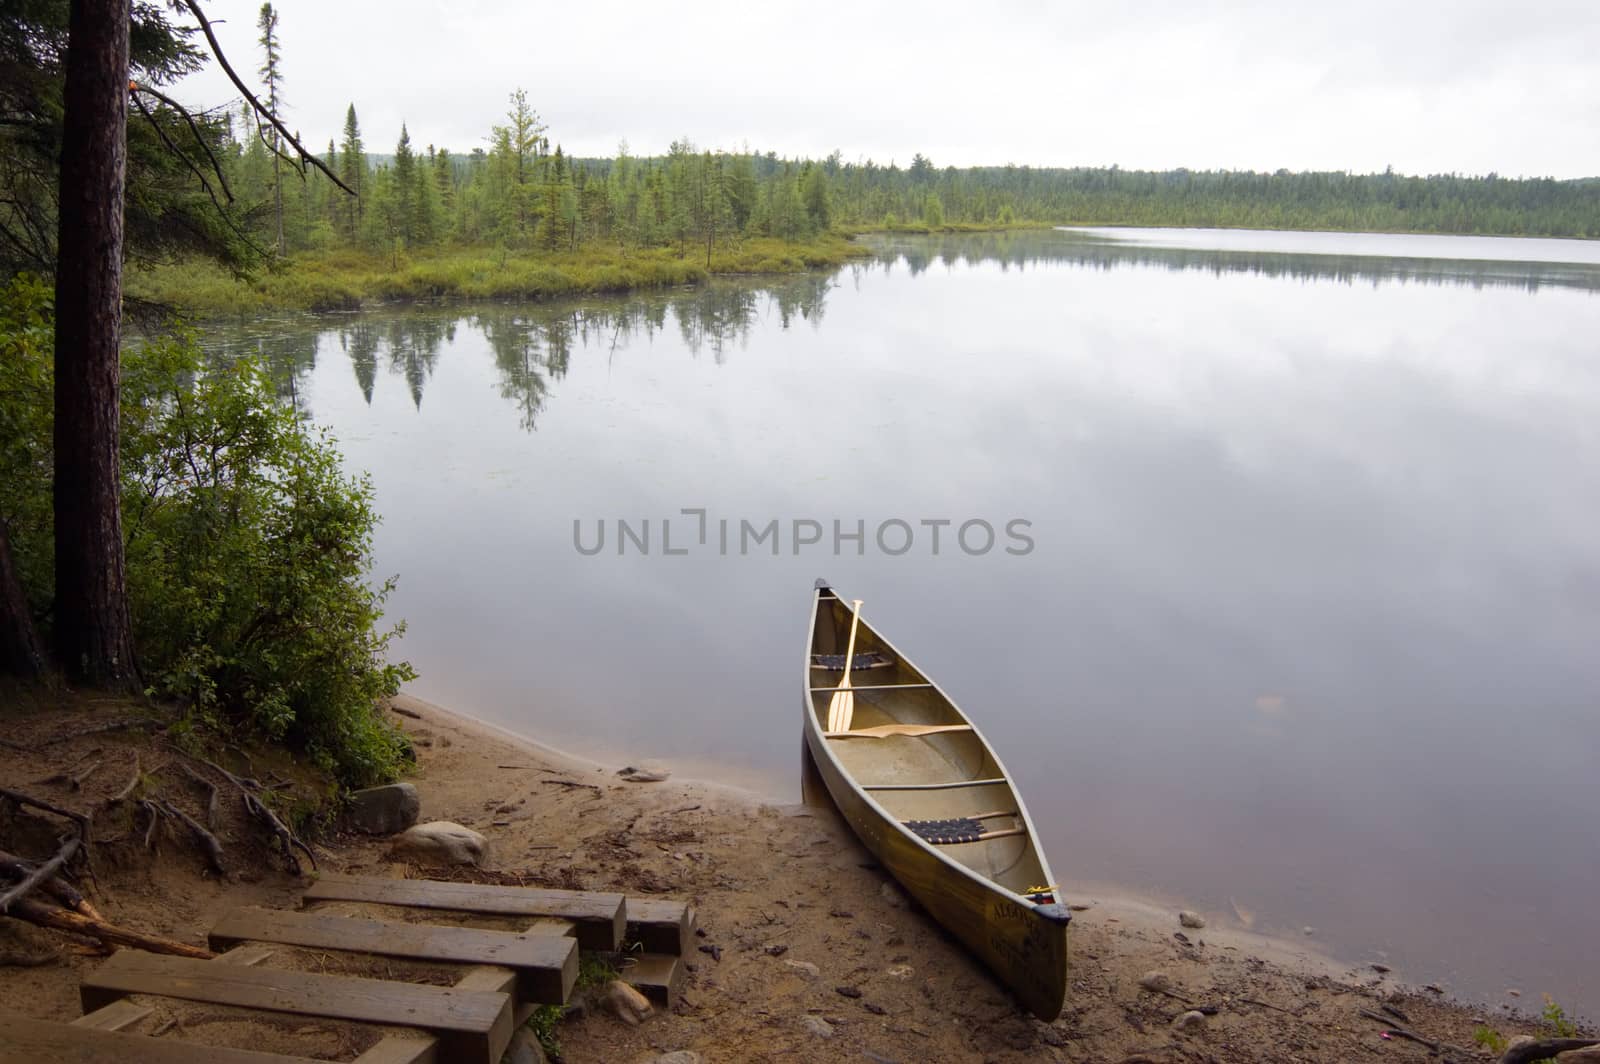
[1472,995,1587,1063]
[524,951,621,1058]
[127,235,872,318]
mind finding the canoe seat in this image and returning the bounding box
[810,651,894,671]
[905,811,1020,845]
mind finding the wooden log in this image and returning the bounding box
[303,873,625,951]
[8,896,214,959]
[81,950,512,1064]
[4,1016,323,1063]
[208,906,577,1004]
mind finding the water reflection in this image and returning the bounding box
[868,229,1600,293]
[212,231,1599,428]
[207,273,839,425]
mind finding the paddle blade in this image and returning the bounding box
[826,689,855,732]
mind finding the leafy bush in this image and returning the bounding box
[0,275,413,786]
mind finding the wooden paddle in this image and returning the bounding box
[825,723,973,739]
[825,599,865,732]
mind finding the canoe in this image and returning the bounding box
[801,579,1071,1020]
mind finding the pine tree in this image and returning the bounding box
[490,89,547,244]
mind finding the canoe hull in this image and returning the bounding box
[803,723,1069,1019]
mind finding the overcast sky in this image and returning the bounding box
[176,0,1599,178]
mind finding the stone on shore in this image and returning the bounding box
[506,1028,549,1064]
[605,979,654,1025]
[800,1015,835,1038]
[346,782,420,835]
[1139,971,1172,992]
[617,763,671,782]
[391,821,486,866]
[1173,1009,1207,1031]
[1178,910,1207,929]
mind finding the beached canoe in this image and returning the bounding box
[802,579,1071,1020]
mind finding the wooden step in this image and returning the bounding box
[625,897,696,955]
[620,952,684,1008]
[80,951,512,1064]
[303,873,625,951]
[3,1015,322,1064]
[208,906,577,1004]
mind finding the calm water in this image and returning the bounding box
[209,228,1600,1016]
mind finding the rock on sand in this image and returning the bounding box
[391,821,486,866]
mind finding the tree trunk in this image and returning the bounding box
[272,151,284,254]
[0,522,46,679]
[52,0,137,690]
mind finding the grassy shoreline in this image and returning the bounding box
[128,234,874,318]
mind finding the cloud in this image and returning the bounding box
[176,0,1599,177]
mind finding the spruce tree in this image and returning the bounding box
[339,104,365,238]
[393,124,416,246]
[256,3,285,254]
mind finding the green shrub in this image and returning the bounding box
[0,275,413,787]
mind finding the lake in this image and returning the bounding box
[206,227,1600,1017]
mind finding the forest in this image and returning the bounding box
[235,99,1600,265]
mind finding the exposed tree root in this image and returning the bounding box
[0,786,94,908]
[155,798,227,876]
[106,754,142,804]
[0,835,80,914]
[165,747,315,874]
[0,848,101,919]
[175,763,219,829]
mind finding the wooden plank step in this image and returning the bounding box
[625,897,696,955]
[208,906,577,1005]
[620,952,684,1008]
[70,941,275,1033]
[80,951,512,1064]
[303,874,624,951]
[69,1000,151,1031]
[4,1014,322,1063]
[351,1036,438,1064]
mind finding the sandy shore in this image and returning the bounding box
[0,691,1570,1062]
[367,693,1557,1062]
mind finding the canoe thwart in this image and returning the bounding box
[825,723,974,739]
[810,651,894,671]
